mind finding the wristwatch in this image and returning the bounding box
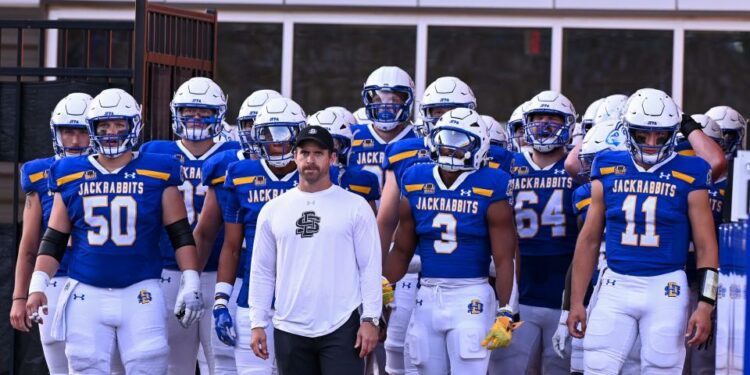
[361,317,379,327]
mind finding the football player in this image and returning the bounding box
[10,93,92,374]
[378,76,476,374]
[308,109,380,210]
[140,77,239,375]
[213,97,307,374]
[26,88,204,374]
[354,106,373,126]
[351,66,418,187]
[384,108,517,374]
[491,90,580,375]
[483,114,515,172]
[705,105,746,160]
[507,102,530,153]
[568,88,718,373]
[193,88,282,375]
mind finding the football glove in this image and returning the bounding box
[213,293,236,346]
[481,307,522,350]
[174,270,204,328]
[382,277,395,307]
[552,310,570,358]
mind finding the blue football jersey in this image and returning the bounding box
[572,183,593,223]
[48,153,182,288]
[21,156,70,276]
[487,145,515,173]
[350,123,417,187]
[591,151,711,277]
[140,140,240,271]
[382,137,431,187]
[400,164,512,278]
[674,140,696,156]
[202,148,253,279]
[337,166,381,202]
[223,159,300,308]
[510,152,580,256]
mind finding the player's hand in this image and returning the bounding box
[213,303,236,347]
[250,327,269,360]
[567,303,587,339]
[355,321,379,358]
[174,270,204,328]
[552,310,570,358]
[10,298,33,332]
[686,301,713,346]
[26,292,48,325]
[382,277,395,307]
[481,314,522,350]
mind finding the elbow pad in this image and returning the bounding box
[166,218,195,251]
[38,227,70,262]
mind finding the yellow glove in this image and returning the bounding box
[481,315,523,350]
[382,277,395,306]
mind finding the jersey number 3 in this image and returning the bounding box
[83,195,137,246]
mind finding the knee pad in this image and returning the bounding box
[642,323,685,369]
[404,321,428,366]
[583,315,623,373]
[455,323,487,360]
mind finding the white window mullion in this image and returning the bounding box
[671,26,685,107]
[281,20,294,98]
[550,25,563,92]
[414,21,428,103]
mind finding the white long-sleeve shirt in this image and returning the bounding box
[249,184,382,337]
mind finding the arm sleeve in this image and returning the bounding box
[248,204,278,329]
[353,198,383,318]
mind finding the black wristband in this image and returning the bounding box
[680,115,703,139]
[165,218,195,251]
[38,227,70,262]
[697,267,719,306]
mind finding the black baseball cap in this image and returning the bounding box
[294,125,335,151]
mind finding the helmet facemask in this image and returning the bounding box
[89,117,142,158]
[625,123,678,165]
[429,127,482,172]
[362,87,413,132]
[524,111,572,153]
[253,122,300,168]
[172,104,224,141]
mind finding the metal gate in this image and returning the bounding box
[137,2,217,141]
[0,1,216,373]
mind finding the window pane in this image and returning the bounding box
[216,23,282,124]
[293,24,416,114]
[563,29,672,113]
[684,31,750,117]
[427,26,551,121]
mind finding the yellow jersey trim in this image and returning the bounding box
[678,150,696,156]
[472,187,493,197]
[671,170,695,184]
[575,198,592,211]
[56,172,84,186]
[348,184,372,195]
[599,166,616,175]
[29,171,46,183]
[404,184,424,192]
[232,176,256,186]
[388,150,418,164]
[211,176,226,185]
[136,169,170,181]
[488,162,500,169]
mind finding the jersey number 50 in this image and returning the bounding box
[83,195,137,246]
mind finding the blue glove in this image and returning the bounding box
[213,293,236,347]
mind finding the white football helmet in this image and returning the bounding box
[581,98,604,134]
[523,91,577,153]
[237,89,283,154]
[50,92,93,157]
[690,114,724,147]
[428,108,489,172]
[578,119,628,177]
[507,102,528,152]
[353,107,372,126]
[594,94,628,125]
[361,66,415,132]
[418,76,477,136]
[170,77,227,141]
[622,88,681,165]
[86,89,143,158]
[705,105,746,157]
[482,114,509,149]
[308,109,353,167]
[253,97,306,167]
[325,106,358,127]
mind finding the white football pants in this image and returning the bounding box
[235,306,277,374]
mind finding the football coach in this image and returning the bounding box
[248,125,382,374]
